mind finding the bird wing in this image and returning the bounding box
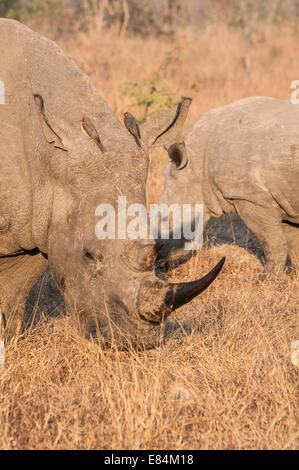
[135,120,141,138]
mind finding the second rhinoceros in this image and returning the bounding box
[159,96,299,277]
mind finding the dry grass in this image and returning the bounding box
[61,23,299,124]
[0,246,298,449]
[0,24,299,449]
[58,23,299,204]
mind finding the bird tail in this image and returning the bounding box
[95,137,106,153]
[133,134,141,147]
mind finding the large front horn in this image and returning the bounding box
[138,257,225,324]
[165,257,225,310]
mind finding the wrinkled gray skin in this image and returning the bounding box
[160,96,299,278]
[0,20,224,349]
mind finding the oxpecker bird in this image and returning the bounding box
[80,117,106,153]
[122,112,141,148]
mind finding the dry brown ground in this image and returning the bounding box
[0,24,298,449]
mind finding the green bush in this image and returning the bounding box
[118,75,199,124]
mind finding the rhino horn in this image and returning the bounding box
[138,257,225,324]
[165,256,225,310]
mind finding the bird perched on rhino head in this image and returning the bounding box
[122,111,141,148]
[80,116,106,153]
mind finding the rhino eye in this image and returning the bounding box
[83,247,103,263]
[84,248,94,260]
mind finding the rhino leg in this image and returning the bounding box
[0,252,48,341]
[282,222,299,272]
[234,200,288,278]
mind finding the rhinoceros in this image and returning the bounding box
[0,19,224,349]
[159,96,299,278]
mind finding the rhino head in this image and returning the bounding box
[156,141,206,264]
[32,93,224,350]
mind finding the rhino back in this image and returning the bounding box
[0,20,34,253]
[0,19,132,253]
[185,96,299,219]
[0,19,112,126]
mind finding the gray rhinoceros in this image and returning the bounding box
[159,96,299,278]
[0,19,224,349]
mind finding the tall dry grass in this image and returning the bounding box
[59,23,299,204]
[0,246,298,449]
[0,24,298,449]
[61,23,299,124]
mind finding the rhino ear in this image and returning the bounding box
[166,141,188,170]
[139,96,192,148]
[34,94,68,151]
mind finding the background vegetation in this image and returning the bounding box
[2,0,299,38]
[0,0,298,450]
